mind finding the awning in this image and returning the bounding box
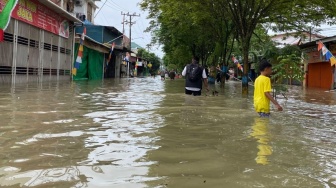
[75,33,110,53]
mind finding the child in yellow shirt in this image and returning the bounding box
[254,59,283,117]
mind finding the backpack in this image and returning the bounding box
[187,64,202,82]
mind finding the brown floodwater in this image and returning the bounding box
[0,78,335,188]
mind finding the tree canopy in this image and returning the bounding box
[141,0,336,93]
[137,48,161,72]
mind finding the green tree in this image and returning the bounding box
[141,0,336,94]
[223,0,336,94]
[274,53,304,85]
[140,0,236,72]
[137,48,161,72]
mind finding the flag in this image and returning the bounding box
[232,56,239,64]
[72,27,86,76]
[72,68,77,75]
[0,0,18,29]
[322,46,328,55]
[330,56,336,66]
[80,27,86,43]
[317,41,323,51]
[107,42,115,63]
[237,63,243,72]
[232,56,243,72]
[325,51,333,61]
[0,29,3,42]
[0,0,18,42]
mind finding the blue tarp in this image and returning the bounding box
[75,24,123,46]
[83,20,93,25]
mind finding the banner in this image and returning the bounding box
[317,41,336,66]
[0,0,19,29]
[3,0,70,38]
[107,42,115,63]
[72,27,86,76]
[0,29,3,42]
[232,56,243,72]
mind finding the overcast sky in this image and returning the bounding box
[94,0,164,58]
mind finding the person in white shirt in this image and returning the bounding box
[182,56,209,96]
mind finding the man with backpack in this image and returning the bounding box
[182,56,209,96]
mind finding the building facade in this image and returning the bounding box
[271,32,325,48]
[300,37,336,90]
[78,24,130,79]
[73,26,110,80]
[50,0,99,23]
[0,0,82,84]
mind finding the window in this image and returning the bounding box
[87,3,93,22]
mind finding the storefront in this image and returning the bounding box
[300,38,336,90]
[77,25,127,79]
[72,33,109,81]
[0,0,81,84]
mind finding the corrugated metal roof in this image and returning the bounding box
[131,42,143,49]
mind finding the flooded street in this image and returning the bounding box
[0,78,335,188]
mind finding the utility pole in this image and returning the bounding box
[125,12,140,50]
[121,12,127,46]
[124,12,140,77]
[121,12,128,77]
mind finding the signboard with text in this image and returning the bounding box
[1,0,70,38]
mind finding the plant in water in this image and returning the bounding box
[272,54,304,99]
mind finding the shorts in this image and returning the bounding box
[258,112,270,118]
[185,89,201,96]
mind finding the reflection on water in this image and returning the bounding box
[250,118,272,165]
[0,79,335,187]
[0,166,84,187]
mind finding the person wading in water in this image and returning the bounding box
[182,56,209,96]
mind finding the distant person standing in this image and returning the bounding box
[228,67,234,80]
[160,70,165,80]
[208,65,218,95]
[216,64,221,83]
[151,70,156,78]
[182,56,209,96]
[254,59,283,117]
[169,70,176,80]
[250,62,256,81]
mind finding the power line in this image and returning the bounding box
[105,1,123,11]
[101,13,110,26]
[125,12,140,47]
[109,0,129,12]
[94,1,153,47]
[94,0,108,18]
[139,19,147,32]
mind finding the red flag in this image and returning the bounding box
[0,29,4,42]
[232,56,239,64]
[317,41,323,51]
